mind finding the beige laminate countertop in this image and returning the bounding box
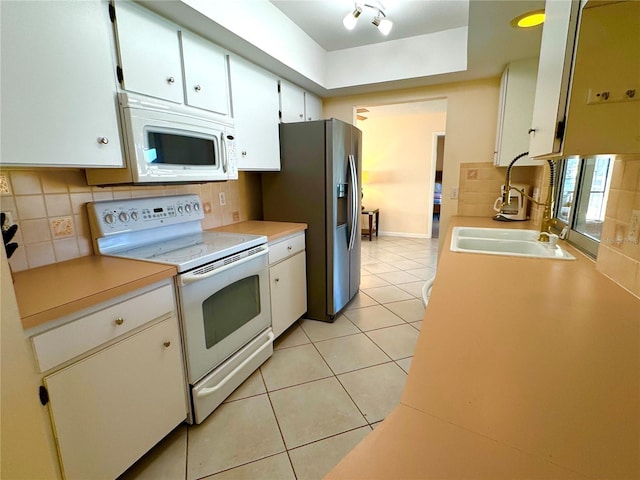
[327,217,640,479]
[210,220,307,242]
[13,256,176,331]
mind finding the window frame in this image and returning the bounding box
[552,155,613,258]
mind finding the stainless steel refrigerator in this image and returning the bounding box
[262,119,362,322]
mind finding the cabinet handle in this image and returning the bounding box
[163,341,171,348]
[242,151,247,157]
[299,113,303,118]
[287,245,292,251]
[114,317,124,326]
[528,128,536,134]
[194,84,201,92]
[275,278,280,283]
[167,76,175,84]
[98,137,109,145]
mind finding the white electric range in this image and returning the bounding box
[87,194,273,424]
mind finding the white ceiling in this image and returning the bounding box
[270,0,545,93]
[270,0,470,52]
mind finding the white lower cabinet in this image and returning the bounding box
[269,233,307,338]
[35,282,187,480]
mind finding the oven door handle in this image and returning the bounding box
[195,331,274,398]
[179,248,268,286]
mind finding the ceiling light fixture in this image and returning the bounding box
[510,10,545,29]
[343,2,393,36]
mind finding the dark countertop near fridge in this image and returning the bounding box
[326,216,640,480]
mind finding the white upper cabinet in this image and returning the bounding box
[113,1,231,118]
[494,58,544,167]
[280,80,323,123]
[561,0,640,156]
[180,31,230,115]
[305,92,323,121]
[528,0,580,158]
[0,0,123,167]
[229,55,281,171]
[280,80,306,123]
[113,1,184,104]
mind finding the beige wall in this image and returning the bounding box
[597,155,640,297]
[0,170,263,272]
[324,77,502,244]
[358,111,446,237]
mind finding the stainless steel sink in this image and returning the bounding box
[450,227,575,260]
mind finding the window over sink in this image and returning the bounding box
[554,155,613,257]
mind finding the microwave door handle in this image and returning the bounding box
[195,331,274,398]
[179,248,268,286]
[221,135,228,174]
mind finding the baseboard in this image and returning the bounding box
[378,231,433,239]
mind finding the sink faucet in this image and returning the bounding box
[498,152,557,242]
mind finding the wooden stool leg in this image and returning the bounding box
[368,214,373,241]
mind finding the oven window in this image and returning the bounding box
[202,275,261,349]
[147,131,217,166]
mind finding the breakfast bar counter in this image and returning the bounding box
[326,216,640,479]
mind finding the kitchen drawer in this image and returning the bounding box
[32,283,175,373]
[269,233,305,265]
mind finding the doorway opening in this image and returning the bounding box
[431,133,445,238]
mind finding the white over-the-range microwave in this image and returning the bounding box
[86,93,237,185]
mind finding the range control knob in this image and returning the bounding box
[130,211,139,221]
[118,212,129,223]
[185,204,192,213]
[104,213,115,224]
[193,202,200,212]
[177,205,184,214]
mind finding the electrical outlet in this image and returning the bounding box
[587,87,639,105]
[451,187,458,200]
[203,202,212,213]
[218,192,226,206]
[628,210,640,244]
[232,211,240,222]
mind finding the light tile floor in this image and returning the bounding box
[119,235,438,480]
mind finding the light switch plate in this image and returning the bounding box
[219,192,226,206]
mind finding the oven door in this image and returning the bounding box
[176,249,271,384]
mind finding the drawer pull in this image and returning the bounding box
[167,76,175,84]
[114,317,124,326]
[163,341,171,348]
[287,245,292,251]
[275,278,280,283]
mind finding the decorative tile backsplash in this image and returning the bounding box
[0,169,261,272]
[597,154,640,297]
[458,162,541,221]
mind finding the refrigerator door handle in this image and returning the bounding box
[348,154,358,251]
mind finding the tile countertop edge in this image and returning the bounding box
[209,220,308,242]
[14,256,177,331]
[326,216,640,480]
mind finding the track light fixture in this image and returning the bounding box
[343,2,393,36]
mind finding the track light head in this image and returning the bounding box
[343,2,392,35]
[343,6,362,30]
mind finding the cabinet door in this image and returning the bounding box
[44,316,187,480]
[494,58,544,167]
[113,1,184,103]
[180,31,230,115]
[528,0,581,158]
[0,0,122,167]
[229,55,281,170]
[270,252,307,338]
[305,92,323,121]
[280,80,306,123]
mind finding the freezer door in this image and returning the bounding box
[326,120,351,316]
